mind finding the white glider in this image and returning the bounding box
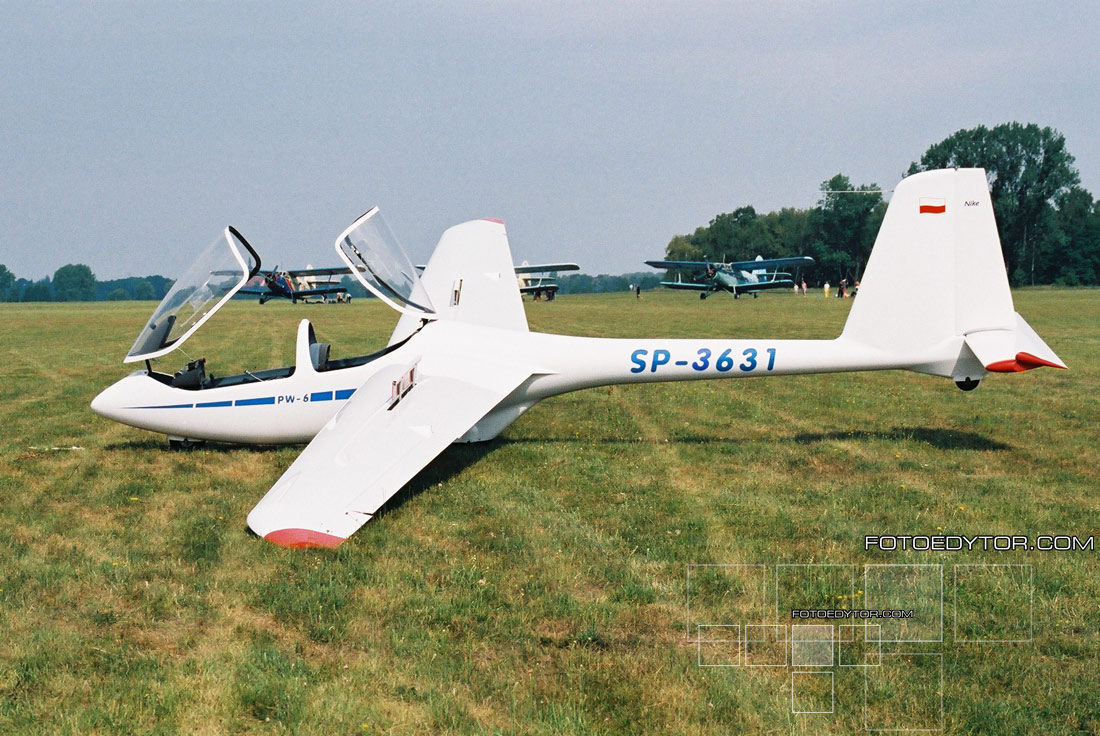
[91,169,1065,548]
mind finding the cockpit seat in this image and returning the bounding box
[310,341,330,371]
[296,319,331,373]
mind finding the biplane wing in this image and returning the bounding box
[283,266,353,278]
[245,353,532,548]
[646,256,814,272]
[659,279,710,291]
[725,256,815,271]
[238,286,345,298]
[513,262,580,275]
[645,259,710,270]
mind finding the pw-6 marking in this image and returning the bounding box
[92,170,1065,548]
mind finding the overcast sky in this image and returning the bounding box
[3,1,1098,280]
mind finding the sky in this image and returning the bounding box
[2,1,1099,280]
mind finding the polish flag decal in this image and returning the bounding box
[919,197,946,214]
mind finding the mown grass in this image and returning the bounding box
[0,288,1097,734]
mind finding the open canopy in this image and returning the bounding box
[125,227,260,363]
[335,207,435,317]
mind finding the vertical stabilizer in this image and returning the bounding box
[841,168,1063,379]
[389,219,528,345]
[843,168,1014,353]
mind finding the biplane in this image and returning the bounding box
[645,254,815,299]
[514,261,580,300]
[237,265,352,304]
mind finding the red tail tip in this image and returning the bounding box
[985,352,1066,373]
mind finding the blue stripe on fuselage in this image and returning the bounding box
[235,396,276,406]
[132,388,356,410]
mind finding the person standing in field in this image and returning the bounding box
[824,281,830,298]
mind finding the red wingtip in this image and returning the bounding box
[986,352,1066,373]
[481,217,505,224]
[263,528,346,549]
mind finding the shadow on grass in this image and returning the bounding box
[104,438,289,453]
[372,440,504,520]
[502,426,1011,451]
[789,426,1012,451]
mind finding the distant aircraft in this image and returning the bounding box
[238,266,352,304]
[645,255,815,299]
[415,261,580,300]
[92,170,1065,548]
[515,261,580,299]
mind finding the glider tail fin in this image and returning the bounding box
[840,168,1064,384]
[388,218,529,345]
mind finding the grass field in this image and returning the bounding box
[1,288,1098,735]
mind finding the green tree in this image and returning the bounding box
[0,264,15,301]
[1051,188,1100,285]
[22,278,53,302]
[107,287,131,301]
[908,123,1081,284]
[808,174,883,281]
[52,263,97,301]
[134,279,155,300]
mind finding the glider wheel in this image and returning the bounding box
[169,438,206,451]
[954,378,981,392]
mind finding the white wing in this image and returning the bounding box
[247,358,531,547]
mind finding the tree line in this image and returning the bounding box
[663,123,1100,286]
[0,263,174,302]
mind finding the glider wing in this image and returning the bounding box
[246,356,532,548]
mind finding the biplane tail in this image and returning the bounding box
[840,168,1064,387]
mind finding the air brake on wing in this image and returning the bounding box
[389,361,419,409]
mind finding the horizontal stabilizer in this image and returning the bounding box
[967,314,1066,373]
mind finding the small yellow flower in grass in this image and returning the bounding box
[128,496,139,502]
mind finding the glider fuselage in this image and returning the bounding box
[91,318,951,446]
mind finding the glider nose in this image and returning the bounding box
[91,377,133,424]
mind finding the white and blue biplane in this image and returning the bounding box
[92,169,1065,548]
[646,255,815,299]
